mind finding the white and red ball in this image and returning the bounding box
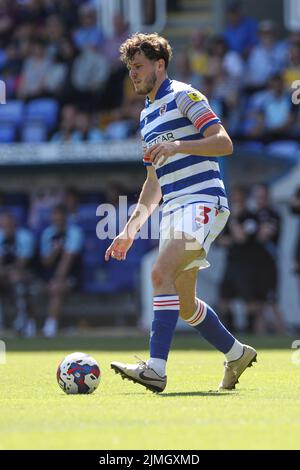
[57,352,100,394]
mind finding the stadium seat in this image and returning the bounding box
[25,98,59,129]
[21,122,48,143]
[0,100,24,127]
[81,232,151,294]
[77,203,99,232]
[0,124,16,143]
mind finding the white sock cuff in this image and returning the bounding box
[147,357,166,377]
[153,295,180,311]
[225,340,244,362]
[185,298,207,326]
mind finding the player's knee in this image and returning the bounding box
[151,266,165,290]
[151,263,175,290]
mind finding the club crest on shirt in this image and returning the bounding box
[159,104,167,115]
[187,91,204,102]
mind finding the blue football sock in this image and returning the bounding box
[150,295,180,361]
[185,298,236,354]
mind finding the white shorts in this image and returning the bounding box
[159,202,230,271]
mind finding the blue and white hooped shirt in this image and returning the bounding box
[140,78,228,212]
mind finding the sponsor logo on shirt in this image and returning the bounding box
[188,91,205,102]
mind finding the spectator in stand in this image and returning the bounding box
[105,91,143,140]
[64,186,80,225]
[28,187,63,233]
[201,75,229,127]
[0,21,33,99]
[252,183,286,334]
[223,1,258,57]
[218,186,268,333]
[0,212,37,337]
[283,41,300,90]
[74,111,105,142]
[44,13,66,59]
[17,37,52,100]
[9,20,34,65]
[207,35,244,83]
[51,35,79,104]
[43,25,75,98]
[173,52,200,90]
[102,14,128,70]
[187,28,208,78]
[244,73,297,141]
[246,20,286,93]
[99,14,128,111]
[206,36,243,134]
[289,187,300,288]
[51,104,80,142]
[43,54,68,98]
[71,42,109,110]
[41,204,84,338]
[73,3,104,51]
[212,67,241,136]
[0,0,16,48]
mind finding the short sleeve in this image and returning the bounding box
[176,89,221,135]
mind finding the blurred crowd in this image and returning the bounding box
[0,0,143,143]
[218,184,283,335]
[179,3,300,144]
[0,183,145,338]
[1,183,300,337]
[0,1,300,144]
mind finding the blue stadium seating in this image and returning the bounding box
[21,122,48,143]
[25,98,59,129]
[81,231,151,294]
[0,100,24,126]
[0,124,16,143]
[77,203,99,232]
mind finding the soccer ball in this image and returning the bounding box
[57,352,100,394]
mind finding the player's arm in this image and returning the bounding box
[105,167,161,261]
[125,166,161,239]
[150,123,233,165]
[149,90,233,165]
[174,123,233,157]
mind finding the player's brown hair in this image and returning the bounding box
[120,33,173,69]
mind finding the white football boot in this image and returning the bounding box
[111,357,167,393]
[218,345,257,391]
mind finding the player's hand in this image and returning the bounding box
[104,231,134,262]
[149,141,179,166]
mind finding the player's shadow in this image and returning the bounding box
[115,391,233,397]
[160,391,232,397]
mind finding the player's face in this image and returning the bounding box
[128,52,157,96]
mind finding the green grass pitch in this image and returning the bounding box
[0,335,299,450]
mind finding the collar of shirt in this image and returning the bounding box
[145,77,172,107]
